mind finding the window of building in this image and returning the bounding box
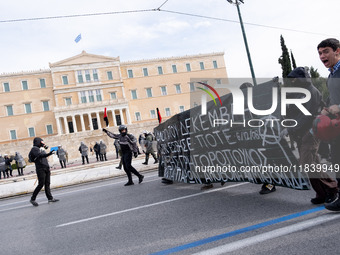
[200,62,205,70]
[10,130,17,140]
[110,92,117,100]
[216,79,221,85]
[146,88,153,98]
[131,90,137,99]
[65,97,72,106]
[186,63,191,72]
[179,105,185,113]
[88,90,94,102]
[213,60,218,69]
[189,82,195,92]
[158,66,163,75]
[6,105,13,116]
[93,69,99,81]
[3,82,10,92]
[172,65,177,73]
[46,124,53,135]
[25,103,32,114]
[135,112,141,121]
[77,70,84,83]
[165,107,171,117]
[160,86,167,96]
[107,71,113,80]
[62,76,68,85]
[42,101,50,111]
[22,80,28,90]
[28,127,35,137]
[85,70,91,82]
[150,109,156,119]
[96,89,102,101]
[175,84,181,94]
[40,78,46,88]
[128,69,133,78]
[80,91,87,103]
[143,68,149,77]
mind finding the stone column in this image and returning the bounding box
[88,113,93,130]
[80,114,86,132]
[63,116,69,134]
[56,117,62,135]
[112,109,117,126]
[72,115,78,133]
[96,111,102,129]
[119,108,125,125]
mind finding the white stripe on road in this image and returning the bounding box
[56,182,248,228]
[192,213,340,255]
[0,174,159,211]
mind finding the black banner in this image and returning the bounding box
[154,79,311,190]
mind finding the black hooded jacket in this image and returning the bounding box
[28,137,53,170]
[286,67,323,138]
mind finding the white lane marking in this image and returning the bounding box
[0,174,159,210]
[56,183,248,228]
[192,213,340,255]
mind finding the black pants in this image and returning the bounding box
[115,146,119,158]
[82,155,89,164]
[100,153,107,161]
[122,152,141,183]
[31,168,53,201]
[60,160,66,168]
[0,171,6,179]
[95,152,100,161]
[17,167,24,175]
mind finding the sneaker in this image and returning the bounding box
[311,197,325,204]
[124,182,134,186]
[142,162,148,165]
[116,166,122,169]
[48,198,59,203]
[259,184,276,195]
[139,175,144,184]
[154,160,159,164]
[201,184,214,190]
[30,199,39,207]
[325,196,340,211]
[325,193,338,204]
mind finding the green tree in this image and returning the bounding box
[278,35,292,78]
[290,50,297,69]
[310,66,328,101]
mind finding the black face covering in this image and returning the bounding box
[121,132,127,136]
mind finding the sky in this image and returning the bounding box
[0,0,339,79]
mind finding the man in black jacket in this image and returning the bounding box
[103,125,144,186]
[28,137,59,206]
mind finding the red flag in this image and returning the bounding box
[103,107,109,127]
[156,108,162,124]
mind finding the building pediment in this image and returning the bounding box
[49,51,120,68]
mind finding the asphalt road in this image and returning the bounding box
[1,170,340,255]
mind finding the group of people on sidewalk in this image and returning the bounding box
[0,152,26,179]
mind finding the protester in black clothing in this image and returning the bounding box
[93,142,100,161]
[28,137,59,206]
[4,155,13,177]
[103,125,144,186]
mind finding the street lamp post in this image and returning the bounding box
[227,0,257,86]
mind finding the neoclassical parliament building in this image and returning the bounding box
[0,51,227,158]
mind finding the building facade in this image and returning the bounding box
[0,51,227,159]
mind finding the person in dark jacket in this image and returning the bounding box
[79,142,89,164]
[4,155,13,177]
[28,137,59,206]
[286,67,338,204]
[93,142,100,161]
[103,125,144,186]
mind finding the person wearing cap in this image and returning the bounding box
[286,66,338,204]
[28,137,59,206]
[318,38,340,211]
[103,125,144,186]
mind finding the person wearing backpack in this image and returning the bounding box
[28,137,59,206]
[79,142,89,165]
[103,125,144,186]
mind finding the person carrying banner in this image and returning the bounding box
[103,125,144,186]
[317,38,340,211]
[28,137,59,206]
[286,66,338,204]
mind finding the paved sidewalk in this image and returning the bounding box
[0,154,159,199]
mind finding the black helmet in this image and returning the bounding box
[118,125,127,133]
